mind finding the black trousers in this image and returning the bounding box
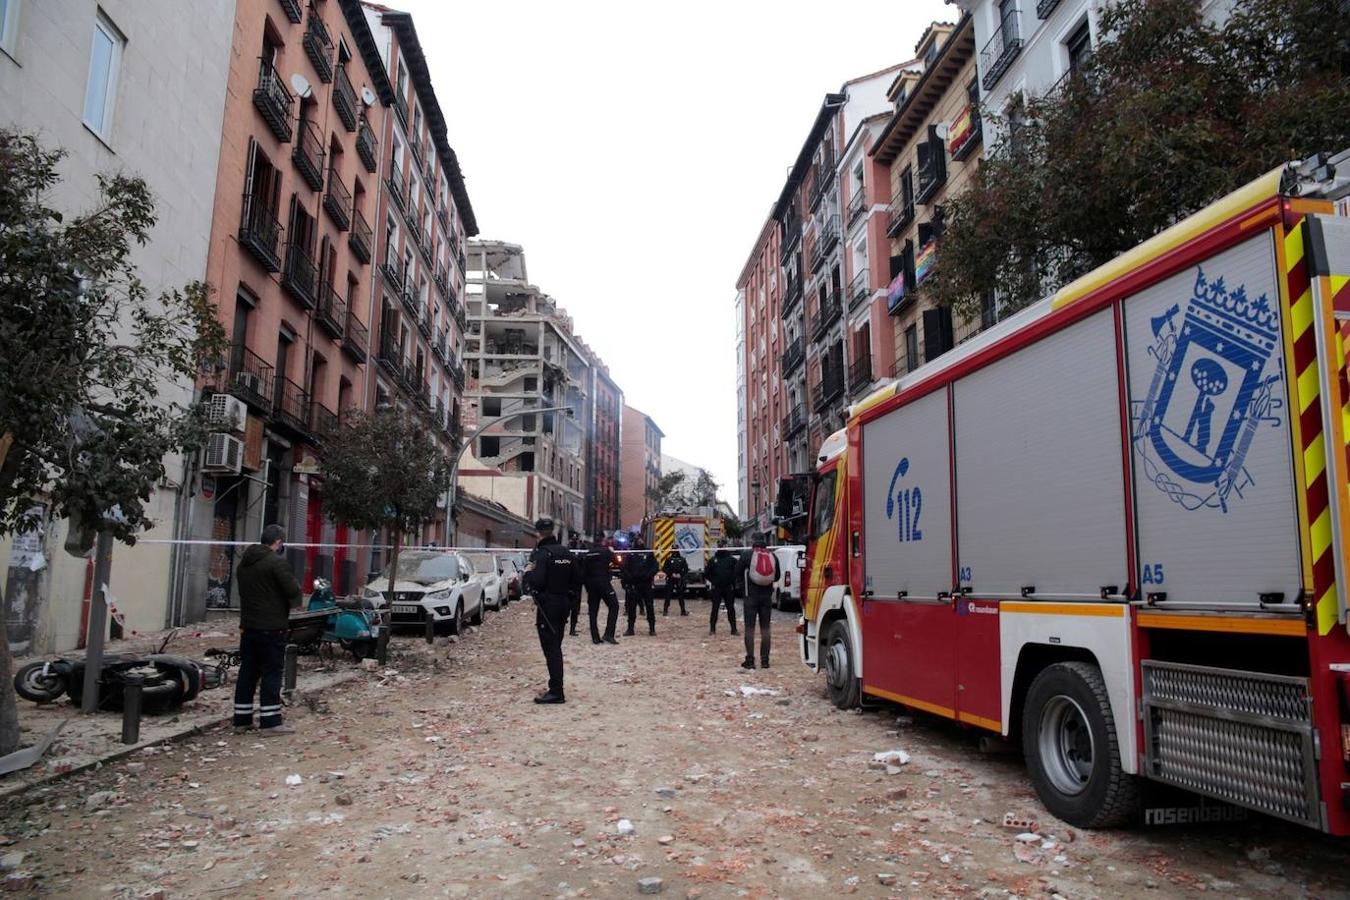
[586,580,619,640]
[233,628,286,728]
[568,588,582,634]
[709,583,737,632]
[743,594,773,664]
[536,594,569,696]
[663,578,687,615]
[625,581,655,633]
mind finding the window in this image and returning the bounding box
[904,324,919,373]
[83,11,125,140]
[1066,19,1092,73]
[810,470,837,539]
[0,0,19,55]
[482,397,502,417]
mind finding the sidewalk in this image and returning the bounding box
[1,643,363,803]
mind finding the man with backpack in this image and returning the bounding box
[662,551,690,616]
[737,534,781,670]
[704,541,739,636]
[622,538,658,635]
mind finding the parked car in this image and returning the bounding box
[363,550,484,635]
[500,558,523,603]
[465,552,507,611]
[772,545,805,611]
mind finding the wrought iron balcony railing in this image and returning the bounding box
[782,404,806,437]
[277,0,302,24]
[252,59,293,143]
[349,207,373,264]
[273,375,311,435]
[847,190,867,228]
[310,401,339,443]
[282,241,318,309]
[224,344,274,413]
[292,118,325,191]
[316,283,346,338]
[916,151,947,205]
[356,117,378,173]
[812,374,844,412]
[238,192,283,272]
[323,168,352,231]
[887,191,916,237]
[780,337,805,374]
[342,313,368,363]
[333,65,358,132]
[848,354,873,395]
[377,329,403,379]
[810,215,840,272]
[303,2,333,84]
[811,292,843,341]
[848,269,871,311]
[981,5,1024,91]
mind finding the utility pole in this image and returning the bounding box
[81,530,114,714]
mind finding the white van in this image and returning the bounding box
[771,545,804,611]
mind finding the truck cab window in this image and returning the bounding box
[811,470,837,539]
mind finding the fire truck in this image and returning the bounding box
[790,151,1350,832]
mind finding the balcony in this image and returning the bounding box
[349,207,373,264]
[887,191,916,238]
[437,207,450,232]
[272,375,311,437]
[342,313,368,363]
[809,156,836,209]
[780,337,805,374]
[916,152,947,205]
[381,258,404,297]
[399,279,418,316]
[812,373,844,412]
[456,245,466,273]
[310,401,339,443]
[417,304,432,339]
[950,106,983,162]
[780,215,802,263]
[252,59,293,143]
[377,329,403,380]
[281,241,318,309]
[848,354,873,396]
[811,292,843,342]
[303,3,333,84]
[434,266,449,299]
[847,190,867,228]
[848,270,871,311]
[292,119,325,191]
[316,283,346,339]
[783,405,806,438]
[981,7,1024,91]
[810,216,840,272]
[450,359,466,391]
[1036,0,1062,17]
[277,0,302,23]
[385,173,405,214]
[323,169,352,231]
[224,344,274,413]
[356,118,378,173]
[432,328,447,362]
[394,92,409,129]
[333,65,358,132]
[238,193,283,272]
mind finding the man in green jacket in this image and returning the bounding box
[232,524,301,735]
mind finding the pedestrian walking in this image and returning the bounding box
[662,551,690,616]
[232,524,301,735]
[582,533,620,644]
[622,539,658,635]
[705,541,739,635]
[525,517,582,704]
[737,534,781,670]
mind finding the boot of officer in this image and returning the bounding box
[523,517,582,704]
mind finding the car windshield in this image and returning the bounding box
[383,553,461,585]
[465,553,496,573]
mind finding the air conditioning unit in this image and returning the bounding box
[203,433,243,474]
[207,393,247,433]
[234,370,263,394]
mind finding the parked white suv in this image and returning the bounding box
[464,552,507,611]
[772,545,805,611]
[364,550,485,635]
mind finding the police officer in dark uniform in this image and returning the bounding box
[582,533,620,644]
[622,538,658,636]
[566,533,583,636]
[662,551,691,616]
[525,517,581,704]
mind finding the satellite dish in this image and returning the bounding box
[290,73,313,100]
[361,86,377,107]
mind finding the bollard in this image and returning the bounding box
[376,624,390,665]
[283,643,298,696]
[121,675,143,745]
[424,615,435,644]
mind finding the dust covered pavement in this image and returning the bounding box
[2,596,1349,898]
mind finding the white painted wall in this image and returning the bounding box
[0,0,234,652]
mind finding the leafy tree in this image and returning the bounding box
[320,406,449,607]
[648,468,721,512]
[647,470,687,512]
[927,0,1350,322]
[0,130,225,754]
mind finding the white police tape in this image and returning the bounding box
[133,538,759,555]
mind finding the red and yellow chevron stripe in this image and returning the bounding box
[1282,217,1350,635]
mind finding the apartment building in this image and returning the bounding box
[0,0,234,651]
[736,216,786,531]
[461,240,591,539]
[734,290,748,518]
[619,405,663,531]
[585,358,623,536]
[362,6,476,571]
[871,16,986,373]
[189,0,392,613]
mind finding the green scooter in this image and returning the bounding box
[308,577,384,661]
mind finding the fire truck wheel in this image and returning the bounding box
[822,619,860,709]
[1022,661,1139,828]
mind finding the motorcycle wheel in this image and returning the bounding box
[14,662,67,703]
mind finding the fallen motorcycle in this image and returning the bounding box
[13,630,230,713]
[307,577,383,661]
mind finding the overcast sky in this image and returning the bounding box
[401,0,956,503]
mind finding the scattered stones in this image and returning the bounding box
[84,791,117,811]
[0,853,24,873]
[572,838,587,848]
[637,876,664,894]
[616,819,636,836]
[285,774,303,786]
[657,834,674,845]
[335,794,353,807]
[654,787,677,799]
[872,750,911,767]
[877,873,898,886]
[3,873,34,892]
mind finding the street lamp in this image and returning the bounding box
[446,402,575,545]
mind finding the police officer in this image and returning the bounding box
[705,541,739,636]
[582,533,620,644]
[566,533,583,636]
[622,538,658,636]
[524,517,581,703]
[662,551,690,616]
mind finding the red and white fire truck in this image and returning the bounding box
[791,151,1350,832]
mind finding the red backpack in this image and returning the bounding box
[748,548,776,587]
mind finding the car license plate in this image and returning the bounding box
[393,604,418,614]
